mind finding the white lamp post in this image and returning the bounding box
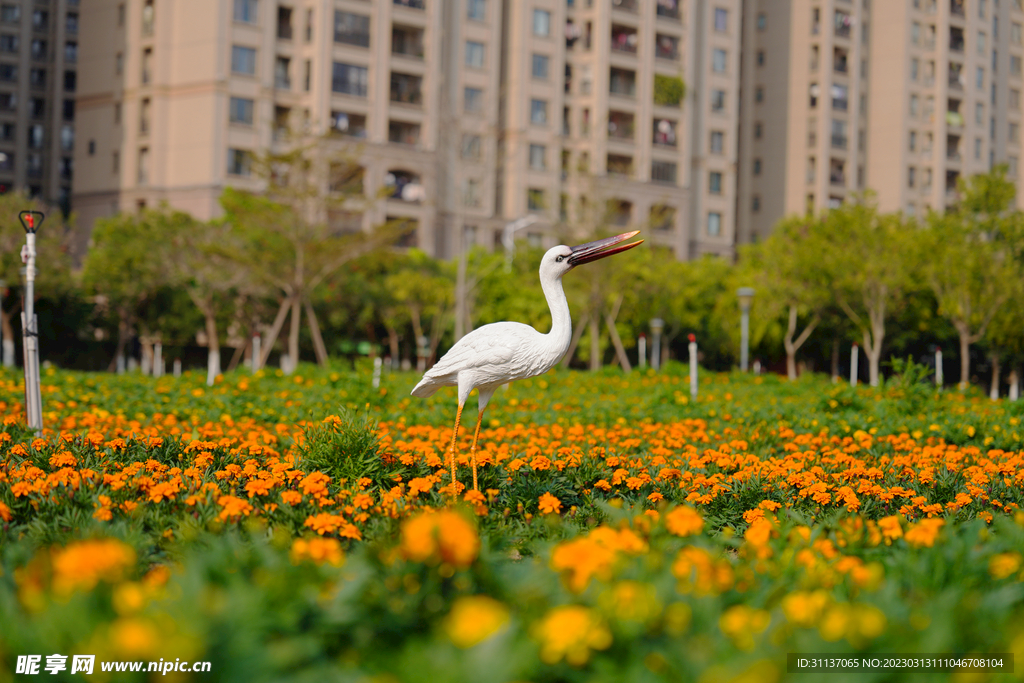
[19,210,44,433]
[650,318,664,371]
[736,287,755,372]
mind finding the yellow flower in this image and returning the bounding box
[110,617,160,657]
[878,515,903,542]
[719,605,771,650]
[400,510,479,569]
[989,552,1022,580]
[782,590,831,628]
[445,596,510,648]
[599,581,661,624]
[51,539,136,595]
[665,505,704,537]
[535,606,612,666]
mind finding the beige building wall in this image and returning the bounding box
[0,0,78,210]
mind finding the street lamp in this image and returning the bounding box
[650,318,664,371]
[502,214,541,272]
[19,210,44,433]
[736,287,755,372]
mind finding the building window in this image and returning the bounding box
[329,111,366,137]
[65,42,78,63]
[229,97,254,125]
[390,72,422,104]
[532,53,549,79]
[752,196,761,212]
[975,137,982,159]
[712,48,727,73]
[754,122,763,139]
[227,148,251,176]
[32,9,47,31]
[139,98,150,134]
[462,134,481,159]
[975,102,984,124]
[1013,22,1023,45]
[909,131,917,151]
[234,0,258,23]
[334,11,370,47]
[1013,56,1023,76]
[652,160,677,184]
[711,89,725,112]
[529,143,546,170]
[757,13,767,30]
[1011,123,1020,143]
[66,12,78,33]
[755,86,764,103]
[0,34,16,53]
[30,39,46,60]
[0,5,18,23]
[464,87,483,113]
[653,118,677,146]
[116,52,123,75]
[29,68,45,88]
[908,166,916,187]
[533,9,550,36]
[714,7,728,32]
[29,97,44,118]
[138,147,149,184]
[757,50,765,66]
[530,98,548,124]
[113,102,120,124]
[468,0,485,21]
[465,41,484,68]
[64,70,76,91]
[707,212,721,236]
[112,150,119,173]
[656,34,679,60]
[753,158,762,175]
[609,67,636,97]
[527,188,546,210]
[332,62,368,96]
[63,99,74,120]
[0,63,16,82]
[231,45,256,75]
[275,56,290,89]
[708,171,722,194]
[910,94,918,117]
[710,130,724,154]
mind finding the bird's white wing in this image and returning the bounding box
[424,322,529,379]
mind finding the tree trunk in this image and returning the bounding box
[286,296,301,374]
[226,336,250,373]
[385,323,400,370]
[864,328,883,388]
[990,353,1001,400]
[588,313,601,371]
[561,312,589,369]
[303,298,329,366]
[783,306,820,381]
[605,314,631,373]
[110,315,131,373]
[2,304,18,368]
[205,310,221,386]
[958,326,971,391]
[831,337,840,382]
[259,296,294,368]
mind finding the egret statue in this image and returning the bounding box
[412,230,643,492]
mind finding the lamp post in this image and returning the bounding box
[688,333,698,398]
[502,214,541,272]
[0,277,9,368]
[736,287,755,372]
[650,318,664,371]
[19,210,44,433]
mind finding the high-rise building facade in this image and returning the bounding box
[0,0,79,210]
[73,0,742,260]
[737,0,1024,245]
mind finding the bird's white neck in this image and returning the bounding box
[540,269,573,363]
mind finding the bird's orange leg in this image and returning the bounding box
[469,410,485,491]
[447,402,464,494]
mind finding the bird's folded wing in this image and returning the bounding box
[424,324,524,377]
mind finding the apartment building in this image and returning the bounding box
[737,0,1024,244]
[73,0,742,261]
[0,0,79,210]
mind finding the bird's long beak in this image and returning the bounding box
[567,231,643,266]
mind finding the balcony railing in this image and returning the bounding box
[612,0,638,13]
[951,0,965,17]
[656,2,680,20]
[830,172,846,186]
[831,134,848,149]
[394,0,425,8]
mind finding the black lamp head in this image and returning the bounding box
[19,210,44,234]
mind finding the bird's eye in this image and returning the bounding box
[556,255,564,262]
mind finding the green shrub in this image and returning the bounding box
[654,74,686,107]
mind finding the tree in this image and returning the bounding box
[816,197,916,386]
[923,168,1022,390]
[0,192,71,367]
[745,216,831,379]
[218,141,401,372]
[81,209,170,371]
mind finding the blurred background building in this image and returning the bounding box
[0,0,78,212]
[48,0,1024,259]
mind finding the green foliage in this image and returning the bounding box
[653,74,686,107]
[298,409,390,488]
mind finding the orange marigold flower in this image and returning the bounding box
[245,478,274,498]
[52,539,136,594]
[538,492,563,514]
[299,472,331,497]
[291,537,345,566]
[400,510,479,569]
[280,490,302,505]
[216,495,253,521]
[665,505,704,537]
[989,552,1022,580]
[0,501,11,522]
[904,518,944,548]
[445,596,510,648]
[535,606,611,666]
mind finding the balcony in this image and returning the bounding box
[831,134,848,149]
[277,6,293,40]
[608,110,635,140]
[656,0,680,20]
[835,11,852,39]
[653,118,677,147]
[390,73,423,106]
[656,34,679,60]
[388,120,421,146]
[607,154,633,177]
[394,0,425,9]
[945,110,963,128]
[830,159,846,186]
[950,0,965,17]
[612,0,638,13]
[385,169,424,202]
[949,27,964,53]
[611,25,638,54]
[609,67,636,98]
[833,47,848,74]
[392,25,425,58]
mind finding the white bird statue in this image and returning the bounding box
[411,230,643,493]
